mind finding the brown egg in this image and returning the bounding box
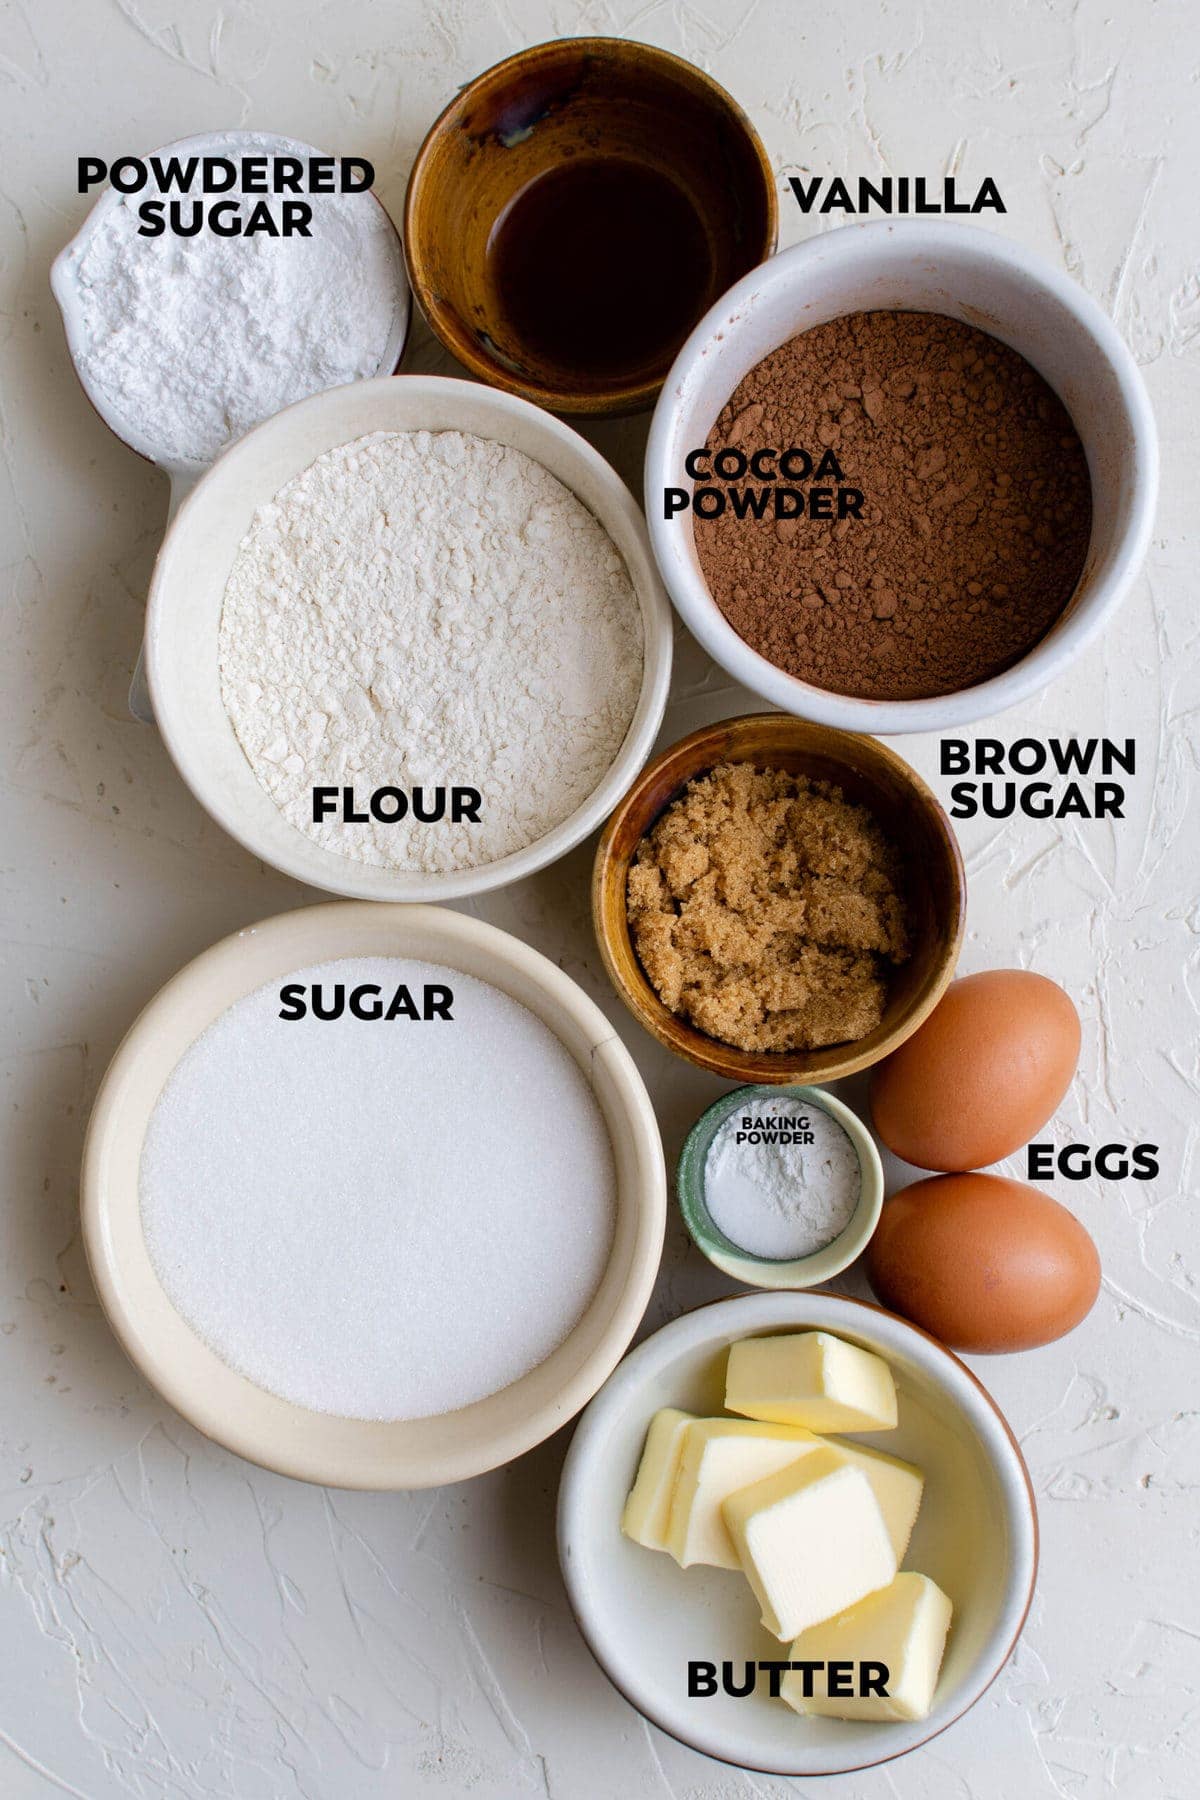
[869,969,1080,1170]
[866,1171,1101,1352]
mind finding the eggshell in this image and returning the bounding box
[866,1172,1101,1352]
[869,969,1080,1171]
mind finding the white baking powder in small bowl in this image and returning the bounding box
[702,1094,861,1261]
[676,1083,884,1290]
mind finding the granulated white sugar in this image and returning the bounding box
[704,1095,861,1260]
[139,956,616,1420]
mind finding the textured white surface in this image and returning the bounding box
[1,2,1196,1795]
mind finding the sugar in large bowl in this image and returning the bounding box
[140,956,616,1419]
[81,904,666,1487]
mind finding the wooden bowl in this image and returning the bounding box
[403,39,777,416]
[592,714,966,1083]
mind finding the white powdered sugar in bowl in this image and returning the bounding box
[56,131,408,469]
[218,428,645,874]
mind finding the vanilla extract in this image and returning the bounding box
[488,157,713,378]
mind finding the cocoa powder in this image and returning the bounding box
[692,311,1092,701]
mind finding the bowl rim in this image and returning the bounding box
[402,36,779,417]
[145,372,674,902]
[676,1083,885,1287]
[592,712,967,1082]
[557,1289,1040,1776]
[80,900,667,1488]
[49,128,412,480]
[644,218,1160,733]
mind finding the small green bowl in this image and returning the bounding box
[676,1084,884,1288]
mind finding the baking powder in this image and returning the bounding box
[704,1096,861,1260]
[219,429,644,873]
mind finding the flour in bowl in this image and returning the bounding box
[218,430,645,873]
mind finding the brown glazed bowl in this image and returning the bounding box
[593,714,966,1083]
[403,38,777,415]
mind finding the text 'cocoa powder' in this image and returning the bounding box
[692,311,1092,701]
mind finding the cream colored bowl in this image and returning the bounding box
[559,1291,1037,1776]
[146,375,673,899]
[82,902,666,1488]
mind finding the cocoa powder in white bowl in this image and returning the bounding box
[645,221,1157,734]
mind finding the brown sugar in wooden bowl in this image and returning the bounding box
[403,39,777,417]
[592,714,966,1083]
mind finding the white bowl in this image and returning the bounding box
[82,901,666,1489]
[558,1290,1037,1776]
[146,376,673,899]
[645,221,1157,734]
[50,130,412,482]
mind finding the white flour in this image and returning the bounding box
[219,430,644,873]
[704,1096,861,1260]
[61,133,405,467]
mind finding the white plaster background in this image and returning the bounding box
[1,1,1197,1794]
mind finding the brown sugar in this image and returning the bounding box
[626,761,911,1052]
[692,311,1092,701]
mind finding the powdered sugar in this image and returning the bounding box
[60,132,406,468]
[218,429,644,872]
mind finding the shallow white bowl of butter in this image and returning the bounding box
[558,1290,1036,1776]
[145,374,672,901]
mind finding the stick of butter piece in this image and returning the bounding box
[725,1332,898,1432]
[620,1409,695,1551]
[667,1419,822,1569]
[821,1436,924,1563]
[721,1447,897,1641]
[781,1572,953,1722]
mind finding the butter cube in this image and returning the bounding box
[722,1448,897,1641]
[823,1436,924,1563]
[726,1332,898,1432]
[781,1572,953,1722]
[620,1409,695,1551]
[667,1419,822,1569]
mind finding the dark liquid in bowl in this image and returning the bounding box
[488,158,714,381]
